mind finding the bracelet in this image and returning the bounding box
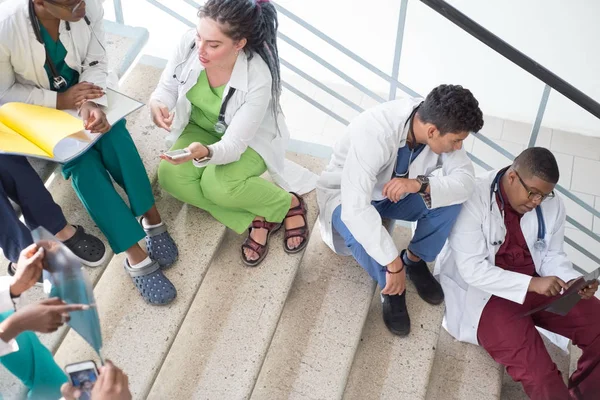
[385,264,404,274]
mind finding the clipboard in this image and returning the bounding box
[524,273,599,317]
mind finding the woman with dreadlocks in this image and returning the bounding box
[151,0,316,266]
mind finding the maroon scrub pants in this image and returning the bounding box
[477,292,600,400]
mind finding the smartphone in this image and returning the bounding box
[163,148,191,160]
[65,360,99,400]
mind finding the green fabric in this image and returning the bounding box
[186,70,226,134]
[62,120,154,253]
[0,311,67,400]
[158,123,292,234]
[40,24,79,93]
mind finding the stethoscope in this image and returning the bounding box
[29,0,105,91]
[392,102,423,179]
[489,168,547,251]
[172,41,237,134]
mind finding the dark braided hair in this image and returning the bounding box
[199,0,282,121]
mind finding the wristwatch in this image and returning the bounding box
[416,175,430,193]
[193,146,213,163]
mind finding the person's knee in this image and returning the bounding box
[200,167,242,205]
[442,203,462,221]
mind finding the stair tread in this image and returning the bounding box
[250,224,378,400]
[343,261,445,400]
[146,154,325,400]
[425,329,503,400]
[53,194,226,399]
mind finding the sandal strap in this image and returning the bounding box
[123,258,161,277]
[251,220,281,231]
[242,236,266,254]
[286,206,305,218]
[286,194,306,217]
[285,226,308,240]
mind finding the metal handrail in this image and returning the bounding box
[420,0,600,120]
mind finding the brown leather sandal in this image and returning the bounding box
[284,193,309,254]
[241,220,282,267]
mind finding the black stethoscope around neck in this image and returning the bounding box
[28,0,105,91]
[172,41,237,134]
[490,168,547,251]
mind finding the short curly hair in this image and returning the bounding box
[418,84,484,135]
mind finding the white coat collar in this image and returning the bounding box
[228,51,249,93]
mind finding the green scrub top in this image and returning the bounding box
[186,70,226,135]
[39,23,79,92]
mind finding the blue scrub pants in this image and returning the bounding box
[0,156,67,263]
[332,194,461,288]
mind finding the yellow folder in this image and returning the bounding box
[0,90,143,163]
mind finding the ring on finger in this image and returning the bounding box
[61,314,67,324]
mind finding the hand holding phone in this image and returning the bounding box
[62,360,131,400]
[162,148,191,160]
[65,360,99,400]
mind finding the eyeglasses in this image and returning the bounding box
[44,0,85,14]
[514,170,555,202]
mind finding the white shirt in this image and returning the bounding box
[435,169,581,345]
[0,0,114,108]
[150,29,317,195]
[316,98,476,266]
[0,277,20,357]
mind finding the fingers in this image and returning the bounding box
[42,297,65,306]
[54,304,91,313]
[556,278,567,290]
[29,247,45,263]
[104,360,117,389]
[77,82,104,91]
[165,112,175,126]
[153,115,171,132]
[22,243,39,258]
[159,106,170,119]
[60,383,81,400]
[382,181,391,199]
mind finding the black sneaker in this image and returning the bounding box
[7,262,43,285]
[381,292,411,336]
[402,250,444,305]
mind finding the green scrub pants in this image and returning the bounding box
[157,123,292,234]
[62,120,155,253]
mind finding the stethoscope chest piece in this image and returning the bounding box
[534,239,547,252]
[214,121,227,134]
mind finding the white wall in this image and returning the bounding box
[275,0,600,136]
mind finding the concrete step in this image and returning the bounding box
[343,263,445,400]
[250,223,377,400]
[53,192,226,399]
[425,329,503,400]
[251,224,416,400]
[500,336,572,399]
[146,153,325,400]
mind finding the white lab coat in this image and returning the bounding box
[316,97,476,266]
[0,0,113,108]
[150,29,317,195]
[435,169,581,346]
[0,277,20,357]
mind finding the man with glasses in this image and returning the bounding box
[0,0,179,305]
[436,147,600,399]
[317,84,484,336]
